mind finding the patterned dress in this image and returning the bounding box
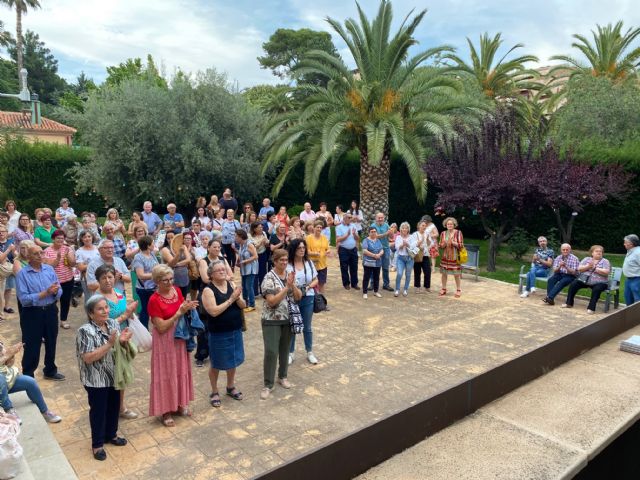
[439,229,464,274]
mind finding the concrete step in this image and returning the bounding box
[10,391,77,480]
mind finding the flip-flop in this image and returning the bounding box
[439,289,447,296]
[454,290,461,298]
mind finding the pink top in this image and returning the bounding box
[42,245,74,283]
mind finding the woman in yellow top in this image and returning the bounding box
[305,221,330,294]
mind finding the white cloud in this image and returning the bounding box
[0,0,639,88]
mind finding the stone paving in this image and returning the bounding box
[0,257,608,480]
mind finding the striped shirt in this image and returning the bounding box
[552,254,580,274]
[76,319,119,388]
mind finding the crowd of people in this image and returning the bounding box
[0,191,639,461]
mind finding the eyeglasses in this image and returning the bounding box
[160,277,174,283]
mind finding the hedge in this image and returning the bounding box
[0,137,105,216]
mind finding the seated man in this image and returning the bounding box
[520,236,554,298]
[543,243,579,305]
[562,245,610,314]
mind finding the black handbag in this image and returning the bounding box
[313,293,328,313]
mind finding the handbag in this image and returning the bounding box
[313,293,328,313]
[187,260,200,281]
[457,246,468,264]
[273,272,303,334]
[0,262,11,279]
[127,314,152,353]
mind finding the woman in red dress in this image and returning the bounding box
[147,264,199,427]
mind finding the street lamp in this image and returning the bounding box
[0,68,40,126]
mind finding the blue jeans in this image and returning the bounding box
[624,277,640,306]
[1,374,49,413]
[242,274,256,307]
[526,265,550,291]
[290,295,315,353]
[546,273,575,300]
[381,247,391,288]
[395,255,414,291]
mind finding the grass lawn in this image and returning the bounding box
[465,238,627,293]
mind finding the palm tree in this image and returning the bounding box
[0,0,41,78]
[550,21,640,82]
[443,32,539,100]
[262,0,472,224]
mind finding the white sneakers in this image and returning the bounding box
[260,387,273,400]
[394,290,399,297]
[402,290,408,297]
[520,291,530,298]
[374,292,382,298]
[307,352,318,364]
[43,411,62,423]
[288,352,294,365]
[363,293,368,299]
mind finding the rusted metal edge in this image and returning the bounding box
[254,303,640,480]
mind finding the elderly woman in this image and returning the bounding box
[287,238,319,365]
[270,223,288,255]
[95,264,139,419]
[249,222,269,296]
[394,222,416,297]
[104,208,126,242]
[54,198,74,228]
[43,230,76,329]
[130,235,158,330]
[127,212,147,238]
[76,230,101,301]
[438,217,464,298]
[362,226,383,298]
[412,220,432,294]
[76,294,132,460]
[623,234,640,306]
[148,264,198,427]
[260,249,301,400]
[561,245,611,314]
[236,229,258,312]
[0,340,61,424]
[0,225,16,320]
[34,213,56,248]
[306,221,330,294]
[201,260,246,407]
[13,214,34,249]
[160,231,192,299]
[288,217,305,241]
[221,209,241,270]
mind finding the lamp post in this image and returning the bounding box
[0,68,40,125]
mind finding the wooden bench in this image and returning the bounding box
[518,265,622,312]
[461,244,480,281]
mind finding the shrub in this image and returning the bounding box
[0,137,104,215]
[507,227,531,260]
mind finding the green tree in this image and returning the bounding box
[258,28,338,85]
[105,54,167,88]
[553,75,640,166]
[243,84,295,116]
[0,0,40,79]
[444,32,539,100]
[262,0,473,224]
[7,30,67,103]
[0,58,21,111]
[72,71,264,209]
[550,21,640,83]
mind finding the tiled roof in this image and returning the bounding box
[0,110,76,134]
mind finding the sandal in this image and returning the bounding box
[439,289,447,296]
[60,322,70,329]
[454,289,461,298]
[161,414,175,427]
[209,392,221,408]
[226,386,243,401]
[176,406,191,417]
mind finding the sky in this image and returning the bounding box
[1,0,639,90]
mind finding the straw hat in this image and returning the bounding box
[171,233,184,253]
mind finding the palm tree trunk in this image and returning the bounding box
[359,145,390,228]
[15,8,23,77]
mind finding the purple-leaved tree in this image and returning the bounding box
[427,108,541,271]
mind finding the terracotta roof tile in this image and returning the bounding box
[0,110,76,134]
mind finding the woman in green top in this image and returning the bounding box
[34,213,57,249]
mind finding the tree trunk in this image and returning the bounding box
[359,145,390,228]
[552,208,573,244]
[16,9,23,79]
[480,214,514,273]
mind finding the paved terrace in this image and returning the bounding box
[0,258,611,479]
